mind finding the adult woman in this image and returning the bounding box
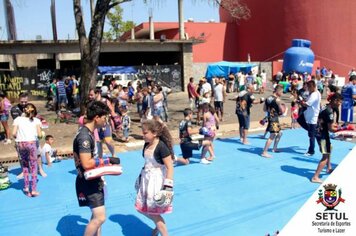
[12,103,42,197]
[152,85,165,123]
[0,90,12,144]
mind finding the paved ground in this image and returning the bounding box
[0,85,351,164]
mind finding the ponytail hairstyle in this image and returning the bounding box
[142,120,174,160]
[24,103,37,121]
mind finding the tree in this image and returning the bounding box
[213,0,251,21]
[73,0,131,112]
[103,5,135,40]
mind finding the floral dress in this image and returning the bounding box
[135,142,173,215]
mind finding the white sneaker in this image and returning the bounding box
[200,158,211,164]
[4,139,12,145]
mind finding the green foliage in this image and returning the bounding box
[103,4,135,40]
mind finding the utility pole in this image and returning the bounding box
[178,0,184,40]
[51,0,58,41]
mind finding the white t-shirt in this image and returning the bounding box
[200,82,212,104]
[304,90,321,124]
[214,84,224,102]
[261,72,267,83]
[13,116,41,142]
[41,143,55,164]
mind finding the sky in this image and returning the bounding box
[0,0,219,40]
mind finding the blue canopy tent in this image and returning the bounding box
[205,61,257,81]
[97,66,138,75]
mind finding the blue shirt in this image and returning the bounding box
[341,83,356,110]
[57,81,66,96]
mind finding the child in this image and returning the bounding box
[41,135,60,167]
[135,120,174,236]
[291,101,299,129]
[12,103,42,197]
[201,103,218,162]
[121,106,131,142]
[176,108,213,165]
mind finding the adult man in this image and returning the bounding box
[161,85,172,122]
[187,77,199,111]
[227,72,235,93]
[10,92,29,120]
[301,80,321,156]
[213,77,225,121]
[56,76,67,107]
[73,101,120,236]
[340,75,356,125]
[236,84,263,145]
[175,108,213,165]
[311,93,343,183]
[197,77,212,125]
[261,85,284,158]
[201,77,212,103]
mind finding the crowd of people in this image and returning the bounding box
[1,66,355,235]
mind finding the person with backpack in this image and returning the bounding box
[0,90,12,144]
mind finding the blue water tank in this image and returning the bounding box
[283,39,315,74]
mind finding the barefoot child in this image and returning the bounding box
[291,101,299,129]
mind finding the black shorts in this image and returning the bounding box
[214,101,224,111]
[267,121,281,133]
[317,137,331,154]
[237,113,250,129]
[180,141,201,159]
[76,176,104,208]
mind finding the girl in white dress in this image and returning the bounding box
[135,120,174,236]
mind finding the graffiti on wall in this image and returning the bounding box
[0,69,57,100]
[0,65,182,100]
[135,65,182,92]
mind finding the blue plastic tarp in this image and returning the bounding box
[205,61,257,80]
[98,66,137,75]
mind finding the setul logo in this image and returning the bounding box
[316,184,345,211]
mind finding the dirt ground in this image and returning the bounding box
[0,87,301,162]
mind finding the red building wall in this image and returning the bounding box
[154,22,239,63]
[125,22,238,63]
[186,22,239,63]
[219,0,356,77]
